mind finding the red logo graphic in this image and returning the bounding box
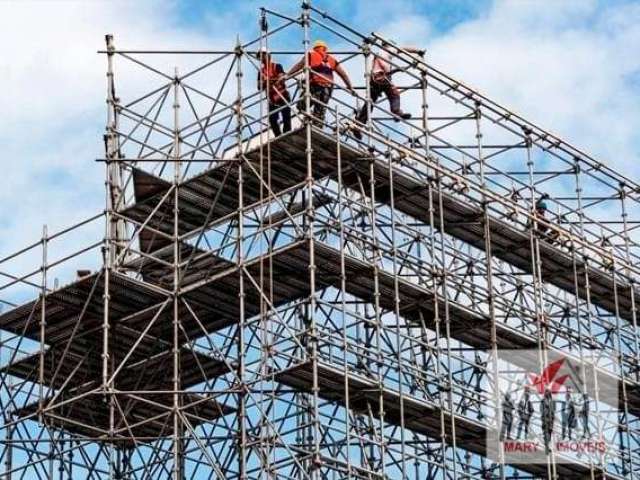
[529,358,570,394]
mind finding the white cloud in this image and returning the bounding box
[380,15,432,46]
[368,0,640,170]
[2,0,640,276]
[424,0,640,167]
[2,1,168,129]
[0,0,242,254]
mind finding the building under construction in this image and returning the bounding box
[1,4,639,479]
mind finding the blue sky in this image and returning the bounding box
[0,0,639,269]
[0,1,638,471]
[174,0,492,36]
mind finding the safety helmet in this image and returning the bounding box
[313,40,327,50]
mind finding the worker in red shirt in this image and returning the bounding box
[289,40,354,124]
[353,47,423,139]
[257,48,291,137]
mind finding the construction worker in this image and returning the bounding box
[535,193,550,216]
[288,40,354,124]
[562,388,577,440]
[516,386,534,439]
[499,391,515,441]
[257,49,291,137]
[352,47,423,140]
[529,192,550,237]
[541,387,556,454]
[600,237,614,270]
[580,393,590,438]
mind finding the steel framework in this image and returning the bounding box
[1,3,640,479]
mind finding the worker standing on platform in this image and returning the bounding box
[541,387,556,454]
[354,48,424,138]
[562,388,577,440]
[580,393,591,438]
[500,391,515,440]
[516,386,534,439]
[535,193,550,216]
[530,192,550,238]
[288,40,354,124]
[257,48,291,137]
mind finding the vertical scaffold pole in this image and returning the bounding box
[39,224,47,423]
[256,12,266,473]
[619,183,639,476]
[609,230,633,475]
[524,129,555,478]
[368,127,385,477]
[620,184,640,378]
[420,57,448,478]
[334,106,353,477]
[103,33,116,395]
[363,53,385,476]
[235,37,248,480]
[3,422,12,480]
[474,102,504,479]
[387,134,408,479]
[104,34,124,267]
[103,34,118,479]
[573,159,605,479]
[360,45,383,472]
[421,56,458,478]
[301,2,321,476]
[172,66,184,480]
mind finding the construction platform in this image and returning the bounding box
[0,129,640,466]
[11,392,232,447]
[123,127,639,323]
[1,237,634,463]
[275,359,621,480]
[2,12,638,476]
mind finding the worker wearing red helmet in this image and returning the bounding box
[289,40,354,124]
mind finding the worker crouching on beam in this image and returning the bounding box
[257,48,292,137]
[289,40,354,125]
[352,46,424,140]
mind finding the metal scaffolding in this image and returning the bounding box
[1,3,640,479]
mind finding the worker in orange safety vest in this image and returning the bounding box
[288,40,354,124]
[257,48,291,137]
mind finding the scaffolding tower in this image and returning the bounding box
[1,3,640,479]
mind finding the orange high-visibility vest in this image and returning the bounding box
[260,62,288,103]
[308,49,337,86]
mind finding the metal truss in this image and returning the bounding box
[0,2,639,479]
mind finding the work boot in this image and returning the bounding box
[393,110,412,121]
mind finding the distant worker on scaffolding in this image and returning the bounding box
[288,40,354,125]
[257,48,291,137]
[529,193,554,240]
[353,47,424,140]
